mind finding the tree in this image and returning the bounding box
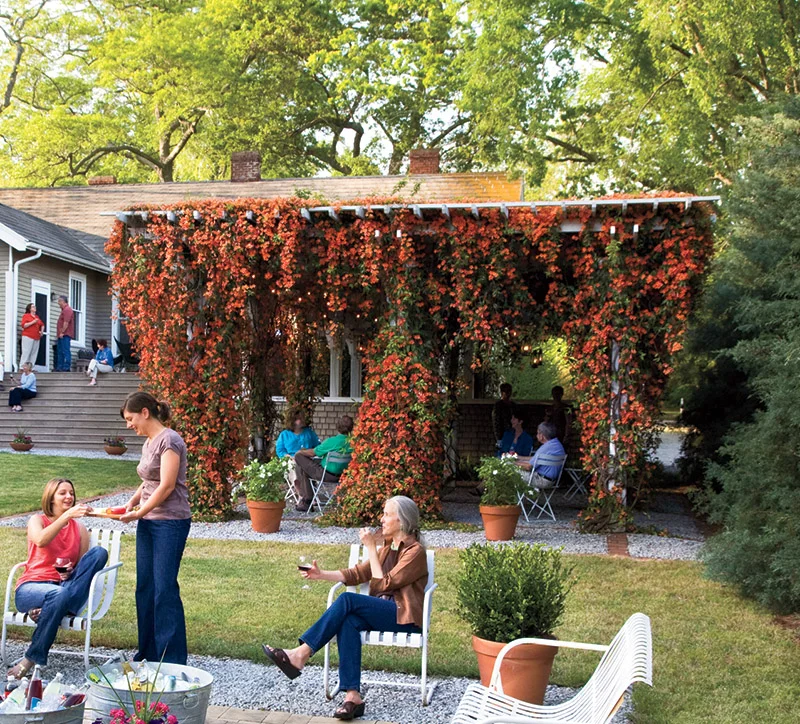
[702,99,800,613]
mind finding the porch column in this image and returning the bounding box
[345,337,362,398]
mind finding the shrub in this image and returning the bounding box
[478,456,524,506]
[456,542,575,641]
[235,457,288,503]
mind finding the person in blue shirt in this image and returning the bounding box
[8,362,36,412]
[517,421,566,481]
[276,412,321,459]
[497,409,534,457]
[86,339,114,387]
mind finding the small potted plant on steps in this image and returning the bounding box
[236,457,289,533]
[477,455,525,540]
[104,435,128,455]
[457,541,575,705]
[10,430,33,452]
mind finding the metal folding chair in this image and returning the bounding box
[564,468,591,500]
[518,451,567,522]
[308,451,352,513]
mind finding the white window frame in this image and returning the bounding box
[68,271,87,347]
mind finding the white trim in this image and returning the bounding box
[0,223,28,251]
[30,279,51,373]
[68,270,87,346]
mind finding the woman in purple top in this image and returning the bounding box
[120,391,191,664]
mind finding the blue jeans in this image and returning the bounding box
[56,336,71,371]
[135,517,191,664]
[15,546,109,666]
[300,592,421,692]
[8,388,35,407]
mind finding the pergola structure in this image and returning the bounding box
[108,193,718,528]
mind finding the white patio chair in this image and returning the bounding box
[518,452,567,522]
[323,543,438,705]
[1,528,124,669]
[308,451,352,513]
[284,458,301,505]
[564,468,591,501]
[450,613,652,723]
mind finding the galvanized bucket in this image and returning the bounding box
[85,663,212,724]
[0,702,85,724]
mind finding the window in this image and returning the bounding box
[68,271,87,345]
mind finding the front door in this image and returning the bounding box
[31,280,50,372]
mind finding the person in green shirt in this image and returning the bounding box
[293,415,354,511]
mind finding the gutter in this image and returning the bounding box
[28,243,111,275]
[10,248,42,372]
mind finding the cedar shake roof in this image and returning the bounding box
[0,202,109,272]
[0,172,522,240]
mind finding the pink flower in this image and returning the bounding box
[167,716,178,724]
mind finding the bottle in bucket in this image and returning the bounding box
[3,675,18,700]
[25,665,43,710]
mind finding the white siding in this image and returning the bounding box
[0,243,8,360]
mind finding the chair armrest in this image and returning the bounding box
[489,637,609,693]
[86,562,124,619]
[476,718,575,724]
[3,562,26,616]
[326,581,345,608]
[422,582,438,635]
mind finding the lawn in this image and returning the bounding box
[0,454,139,516]
[0,529,797,723]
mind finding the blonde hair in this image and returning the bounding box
[41,478,75,517]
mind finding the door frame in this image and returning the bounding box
[30,279,51,373]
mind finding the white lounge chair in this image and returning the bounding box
[1,528,124,669]
[450,613,652,723]
[323,543,438,704]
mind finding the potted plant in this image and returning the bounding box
[235,457,289,533]
[104,435,128,455]
[457,542,575,705]
[477,456,524,540]
[10,430,33,452]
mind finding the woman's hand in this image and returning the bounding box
[64,504,90,520]
[119,509,140,523]
[300,560,323,580]
[58,562,74,582]
[359,527,379,549]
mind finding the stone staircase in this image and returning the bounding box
[1,372,143,452]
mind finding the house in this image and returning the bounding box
[0,150,523,375]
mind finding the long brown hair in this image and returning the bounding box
[120,391,171,422]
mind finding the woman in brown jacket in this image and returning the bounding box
[262,495,427,721]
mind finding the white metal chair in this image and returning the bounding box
[308,451,352,513]
[518,452,567,522]
[450,613,652,723]
[284,458,301,505]
[564,468,591,501]
[1,528,124,669]
[323,543,438,705]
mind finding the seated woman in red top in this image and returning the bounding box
[7,478,108,678]
[262,495,428,721]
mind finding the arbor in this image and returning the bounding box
[703,100,800,612]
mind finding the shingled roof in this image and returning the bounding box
[0,202,110,272]
[0,172,522,240]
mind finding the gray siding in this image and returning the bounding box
[0,243,8,361]
[15,255,110,365]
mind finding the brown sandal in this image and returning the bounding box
[261,644,301,680]
[334,701,366,720]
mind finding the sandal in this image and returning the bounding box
[261,644,301,680]
[334,701,366,720]
[7,657,34,679]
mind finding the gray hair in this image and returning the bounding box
[386,495,423,543]
[537,421,558,441]
[58,294,68,303]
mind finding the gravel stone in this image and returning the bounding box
[1,448,140,461]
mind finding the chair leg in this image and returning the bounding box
[0,618,8,667]
[518,491,531,522]
[323,641,340,700]
[84,617,93,669]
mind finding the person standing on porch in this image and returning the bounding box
[19,303,45,368]
[86,339,114,386]
[55,296,74,372]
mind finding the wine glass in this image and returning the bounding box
[54,557,71,574]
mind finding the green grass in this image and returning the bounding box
[0,454,140,516]
[0,529,797,723]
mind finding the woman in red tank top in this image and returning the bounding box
[7,478,109,679]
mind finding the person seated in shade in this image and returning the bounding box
[516,421,566,484]
[261,496,428,721]
[86,339,114,386]
[7,478,108,678]
[293,415,354,512]
[492,382,515,448]
[276,411,321,494]
[8,362,36,412]
[497,408,534,457]
[545,385,571,442]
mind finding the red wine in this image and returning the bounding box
[297,564,312,571]
[54,566,69,573]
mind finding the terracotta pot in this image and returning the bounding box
[472,634,558,705]
[10,442,33,452]
[246,499,286,533]
[479,504,521,541]
[104,445,127,456]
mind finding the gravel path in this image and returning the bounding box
[1,448,141,461]
[0,641,631,724]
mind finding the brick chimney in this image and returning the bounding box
[408,148,440,174]
[231,151,261,183]
[87,175,117,185]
